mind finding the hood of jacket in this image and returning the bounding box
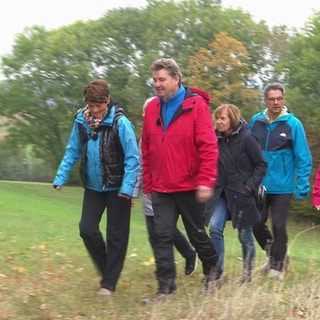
[188,87,211,105]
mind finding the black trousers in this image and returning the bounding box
[253,193,291,271]
[79,189,131,291]
[145,215,195,260]
[152,191,219,290]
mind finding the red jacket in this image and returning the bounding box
[142,87,219,194]
[312,166,320,206]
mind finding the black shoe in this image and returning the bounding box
[185,251,197,276]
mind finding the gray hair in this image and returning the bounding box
[263,83,286,98]
[150,58,182,85]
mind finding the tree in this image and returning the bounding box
[185,32,261,120]
[0,22,100,177]
[0,0,281,177]
[277,12,320,133]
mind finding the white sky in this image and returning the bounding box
[1,0,320,58]
[223,0,320,28]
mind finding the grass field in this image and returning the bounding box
[0,181,319,319]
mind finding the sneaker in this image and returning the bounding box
[268,268,284,280]
[260,257,271,273]
[141,291,176,305]
[185,251,197,276]
[97,288,112,296]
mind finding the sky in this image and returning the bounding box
[1,0,320,58]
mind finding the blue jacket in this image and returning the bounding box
[53,104,140,196]
[249,108,312,199]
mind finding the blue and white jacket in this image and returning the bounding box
[249,107,312,199]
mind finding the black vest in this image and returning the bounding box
[78,108,125,188]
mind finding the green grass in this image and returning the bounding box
[0,181,319,319]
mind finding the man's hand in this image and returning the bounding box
[196,185,213,203]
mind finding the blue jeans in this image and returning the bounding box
[209,197,229,271]
[238,226,255,276]
[209,197,255,275]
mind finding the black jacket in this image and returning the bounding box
[205,120,268,229]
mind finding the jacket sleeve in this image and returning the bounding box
[194,100,219,188]
[52,122,83,187]
[117,117,140,197]
[312,166,320,206]
[291,119,312,199]
[141,114,152,194]
[132,139,143,198]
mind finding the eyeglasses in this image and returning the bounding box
[267,97,284,102]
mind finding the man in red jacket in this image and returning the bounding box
[141,58,221,303]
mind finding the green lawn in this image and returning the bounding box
[0,181,319,319]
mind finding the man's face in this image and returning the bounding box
[152,69,180,101]
[264,89,285,120]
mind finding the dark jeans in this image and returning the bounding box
[253,193,291,271]
[79,189,131,291]
[152,191,219,291]
[145,215,195,259]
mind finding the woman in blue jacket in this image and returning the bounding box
[53,80,140,296]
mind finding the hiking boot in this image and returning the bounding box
[141,291,176,305]
[185,251,197,276]
[260,257,271,273]
[268,268,284,280]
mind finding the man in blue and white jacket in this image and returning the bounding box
[249,83,312,279]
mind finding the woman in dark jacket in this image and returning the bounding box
[205,104,267,284]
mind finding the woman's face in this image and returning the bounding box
[87,96,110,119]
[215,108,232,135]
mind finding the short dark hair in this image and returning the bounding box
[83,80,109,103]
[263,83,285,98]
[150,58,182,85]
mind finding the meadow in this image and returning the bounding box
[0,181,319,319]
